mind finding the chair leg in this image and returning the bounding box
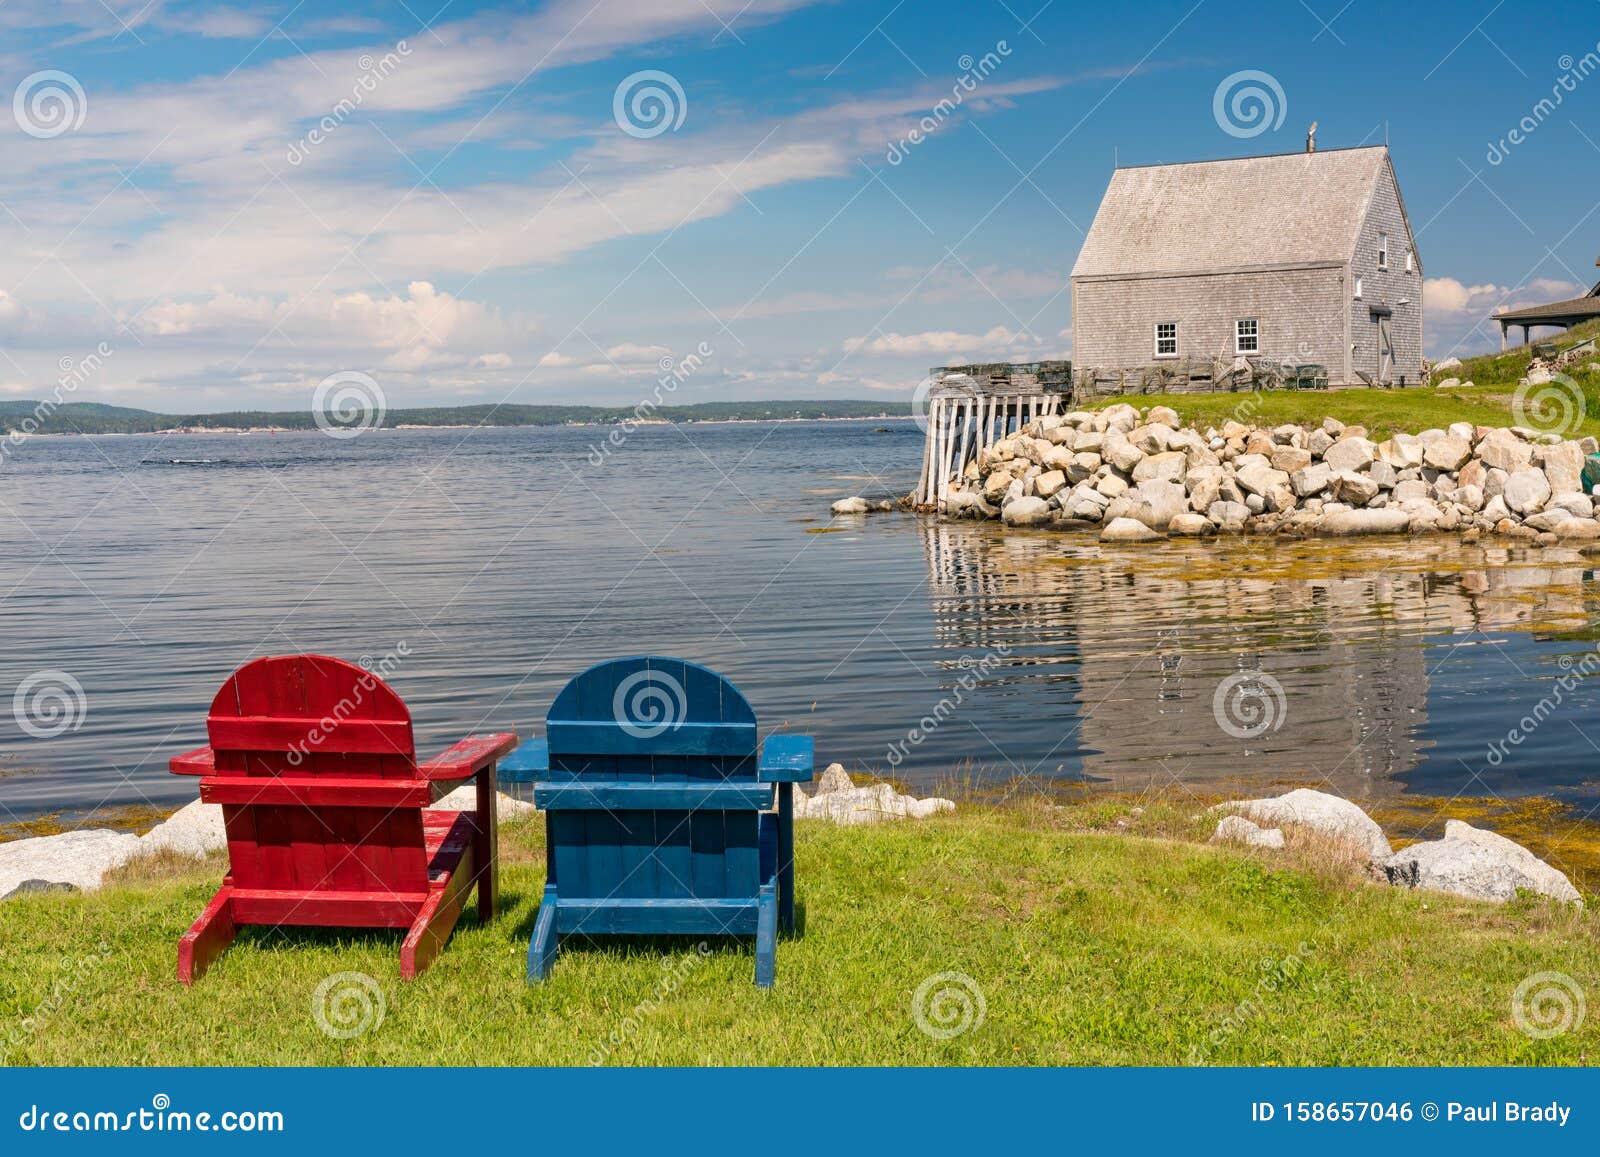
[474,764,499,922]
[400,843,476,980]
[755,883,777,989]
[778,784,796,935]
[527,885,559,983]
[178,883,237,986]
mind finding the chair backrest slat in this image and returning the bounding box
[542,657,765,902]
[197,654,427,894]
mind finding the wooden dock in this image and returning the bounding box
[915,361,1072,510]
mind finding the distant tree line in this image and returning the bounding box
[0,399,907,435]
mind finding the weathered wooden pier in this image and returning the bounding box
[915,361,1072,509]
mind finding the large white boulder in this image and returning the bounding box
[1100,516,1162,542]
[1215,789,1392,860]
[1211,815,1286,850]
[800,781,955,825]
[0,830,143,897]
[1388,820,1583,905]
[1001,496,1052,526]
[1319,507,1411,535]
[139,799,227,858]
[432,784,538,819]
[1322,437,1377,473]
[1502,469,1552,515]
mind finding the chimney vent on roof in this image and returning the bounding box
[1306,121,1318,154]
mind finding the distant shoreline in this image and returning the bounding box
[2,400,912,437]
[12,414,916,437]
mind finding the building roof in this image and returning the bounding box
[1071,145,1394,280]
[1493,288,1600,324]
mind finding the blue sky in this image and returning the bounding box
[1,0,1597,411]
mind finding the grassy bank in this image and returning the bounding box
[2,800,1595,1066]
[1085,319,1600,439]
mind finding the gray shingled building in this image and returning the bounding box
[1070,145,1423,386]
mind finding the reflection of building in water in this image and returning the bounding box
[920,523,1599,801]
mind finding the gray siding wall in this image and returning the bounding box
[1071,266,1347,377]
[1348,162,1424,382]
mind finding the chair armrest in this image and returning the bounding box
[757,735,814,783]
[498,737,547,784]
[170,746,215,776]
[418,733,519,781]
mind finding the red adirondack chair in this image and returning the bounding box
[168,654,516,984]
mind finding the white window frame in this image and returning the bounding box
[1353,276,1363,300]
[1235,318,1259,355]
[1377,231,1389,270]
[1153,321,1178,359]
[1405,249,1414,273]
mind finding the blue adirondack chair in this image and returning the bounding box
[500,657,813,988]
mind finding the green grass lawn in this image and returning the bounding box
[2,802,1595,1066]
[1085,319,1600,440]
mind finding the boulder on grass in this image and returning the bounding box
[1211,815,1285,850]
[1383,820,1581,905]
[1214,789,1391,861]
[0,829,143,897]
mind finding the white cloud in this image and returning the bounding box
[1424,276,1582,317]
[844,326,1040,356]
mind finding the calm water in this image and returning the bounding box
[4,419,1600,823]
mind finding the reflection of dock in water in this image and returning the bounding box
[919,523,1600,801]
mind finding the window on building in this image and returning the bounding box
[1235,318,1259,354]
[1405,249,1414,273]
[1354,276,1363,299]
[1377,231,1389,270]
[1154,321,1178,358]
